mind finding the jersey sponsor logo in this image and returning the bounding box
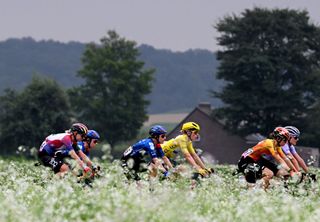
[242,148,253,158]
[49,158,59,168]
[149,142,155,150]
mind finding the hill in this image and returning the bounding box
[0,38,223,113]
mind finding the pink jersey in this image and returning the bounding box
[39,133,74,156]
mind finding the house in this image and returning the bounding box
[167,102,320,167]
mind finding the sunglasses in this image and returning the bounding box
[160,134,166,139]
[293,136,299,140]
[278,136,287,142]
[192,130,199,135]
[92,140,98,144]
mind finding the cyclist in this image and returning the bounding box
[121,125,170,181]
[38,123,91,177]
[237,127,292,189]
[78,129,100,157]
[283,126,309,173]
[75,129,101,181]
[161,122,213,177]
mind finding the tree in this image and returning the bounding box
[213,8,320,139]
[69,31,154,148]
[0,76,71,154]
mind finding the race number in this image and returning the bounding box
[241,148,253,158]
[123,146,133,157]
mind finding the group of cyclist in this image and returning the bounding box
[37,120,314,190]
[38,123,100,178]
[121,122,314,189]
[238,125,312,189]
[121,121,214,185]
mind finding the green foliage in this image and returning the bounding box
[69,31,154,148]
[213,8,320,139]
[0,76,71,154]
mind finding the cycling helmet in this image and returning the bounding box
[273,127,290,141]
[284,126,300,138]
[87,130,100,140]
[181,122,200,131]
[149,125,167,138]
[70,123,88,135]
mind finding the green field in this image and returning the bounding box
[1,158,320,222]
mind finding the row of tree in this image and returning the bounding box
[0,31,153,155]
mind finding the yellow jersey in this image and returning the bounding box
[161,134,196,158]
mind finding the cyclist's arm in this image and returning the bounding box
[69,149,88,170]
[278,150,298,172]
[77,150,93,167]
[151,157,161,168]
[191,152,206,169]
[287,153,300,172]
[162,156,173,169]
[273,153,290,171]
[293,152,309,173]
[187,141,207,169]
[183,152,201,170]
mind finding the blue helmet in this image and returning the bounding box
[87,130,100,140]
[149,125,167,138]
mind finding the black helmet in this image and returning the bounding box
[70,123,88,135]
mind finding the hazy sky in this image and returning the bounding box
[1,0,320,52]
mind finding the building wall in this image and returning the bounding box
[296,146,320,167]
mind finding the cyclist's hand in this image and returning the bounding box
[205,168,214,174]
[163,171,171,178]
[84,166,91,173]
[198,168,207,177]
[289,170,295,177]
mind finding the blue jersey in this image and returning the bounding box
[77,141,90,157]
[125,138,158,159]
[155,144,165,158]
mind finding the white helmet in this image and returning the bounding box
[284,126,300,138]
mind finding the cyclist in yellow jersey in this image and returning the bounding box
[162,122,213,176]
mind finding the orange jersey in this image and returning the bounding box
[244,139,285,162]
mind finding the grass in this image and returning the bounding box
[0,158,320,222]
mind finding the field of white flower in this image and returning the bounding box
[0,158,320,222]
